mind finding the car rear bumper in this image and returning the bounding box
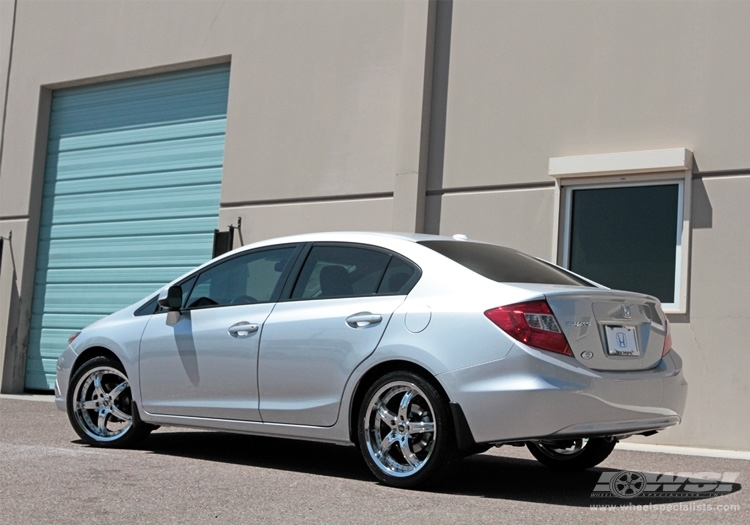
[438,344,687,445]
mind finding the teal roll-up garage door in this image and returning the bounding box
[26,64,231,390]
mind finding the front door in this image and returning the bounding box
[138,245,298,421]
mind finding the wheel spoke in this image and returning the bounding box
[79,400,99,411]
[399,438,421,468]
[379,430,399,455]
[97,410,109,434]
[92,372,106,399]
[109,380,129,402]
[375,400,397,429]
[407,420,434,435]
[397,389,416,422]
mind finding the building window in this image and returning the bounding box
[563,181,682,306]
[551,148,693,313]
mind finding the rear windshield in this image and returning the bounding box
[419,240,592,286]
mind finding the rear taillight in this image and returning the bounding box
[485,300,572,356]
[662,319,672,356]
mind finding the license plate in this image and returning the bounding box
[605,325,639,356]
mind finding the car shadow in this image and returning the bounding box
[123,430,741,505]
[447,453,742,505]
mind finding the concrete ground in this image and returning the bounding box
[1,395,747,524]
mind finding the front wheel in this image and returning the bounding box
[357,371,461,488]
[526,437,616,471]
[66,356,154,447]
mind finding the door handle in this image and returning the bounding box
[228,322,259,336]
[346,313,383,328]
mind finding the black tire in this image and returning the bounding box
[357,371,461,488]
[66,356,154,447]
[526,437,617,471]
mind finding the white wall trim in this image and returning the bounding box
[549,148,693,179]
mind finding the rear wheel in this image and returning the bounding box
[526,437,616,471]
[357,371,461,488]
[66,356,154,447]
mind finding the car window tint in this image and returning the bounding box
[377,256,420,294]
[419,240,592,286]
[292,245,391,299]
[134,295,159,316]
[185,246,296,308]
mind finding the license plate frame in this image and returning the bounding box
[604,325,639,356]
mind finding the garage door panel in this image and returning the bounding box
[49,119,230,154]
[44,215,220,241]
[27,64,230,390]
[40,186,221,226]
[43,168,223,197]
[49,70,230,129]
[37,233,214,268]
[47,137,227,180]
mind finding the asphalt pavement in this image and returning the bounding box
[1,395,747,524]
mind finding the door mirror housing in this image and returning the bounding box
[158,285,183,311]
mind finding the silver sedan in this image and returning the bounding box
[55,232,687,488]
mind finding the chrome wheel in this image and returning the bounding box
[357,371,461,488]
[363,380,436,477]
[536,438,588,457]
[72,365,133,442]
[67,356,153,447]
[526,437,617,471]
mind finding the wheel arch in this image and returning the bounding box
[71,346,123,378]
[347,359,475,451]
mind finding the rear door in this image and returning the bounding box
[258,243,419,426]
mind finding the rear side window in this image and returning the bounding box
[419,240,592,286]
[291,244,421,299]
[292,245,391,299]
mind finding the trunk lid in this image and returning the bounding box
[545,289,668,371]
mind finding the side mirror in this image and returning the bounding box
[158,285,183,311]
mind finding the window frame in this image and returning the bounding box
[551,149,693,314]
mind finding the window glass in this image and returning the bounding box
[377,256,420,294]
[292,245,391,299]
[185,246,295,308]
[420,240,590,286]
[567,183,680,303]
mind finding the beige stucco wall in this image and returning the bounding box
[439,0,750,450]
[443,0,750,189]
[655,175,750,450]
[0,0,432,391]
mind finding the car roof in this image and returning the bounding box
[244,231,466,249]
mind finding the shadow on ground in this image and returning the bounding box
[95,430,741,506]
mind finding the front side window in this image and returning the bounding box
[563,182,683,307]
[185,246,296,308]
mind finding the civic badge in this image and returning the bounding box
[621,304,632,319]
